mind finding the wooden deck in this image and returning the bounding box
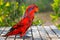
[0,25,60,40]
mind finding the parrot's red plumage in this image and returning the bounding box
[3,4,38,37]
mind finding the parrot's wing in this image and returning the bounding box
[3,17,30,37]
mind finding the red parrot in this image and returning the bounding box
[3,4,38,37]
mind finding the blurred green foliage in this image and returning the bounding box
[50,14,58,22]
[51,0,60,14]
[32,15,43,26]
[50,0,60,29]
[56,24,60,30]
[0,0,27,26]
[26,0,52,12]
[50,0,60,22]
[32,19,43,26]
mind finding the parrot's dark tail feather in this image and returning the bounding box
[2,28,15,37]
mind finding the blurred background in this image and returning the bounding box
[0,0,60,29]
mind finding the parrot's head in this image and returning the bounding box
[26,4,39,13]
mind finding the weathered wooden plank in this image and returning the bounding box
[58,39,60,40]
[0,27,5,34]
[31,26,41,40]
[37,26,50,40]
[6,35,15,40]
[0,36,6,40]
[44,26,58,39]
[0,27,6,40]
[51,39,60,40]
[50,25,60,38]
[0,27,11,40]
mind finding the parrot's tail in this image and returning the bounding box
[2,28,15,37]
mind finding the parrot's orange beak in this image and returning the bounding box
[35,7,39,12]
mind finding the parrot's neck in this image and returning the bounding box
[24,10,35,18]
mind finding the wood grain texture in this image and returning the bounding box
[50,25,60,38]
[37,26,50,40]
[31,26,41,40]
